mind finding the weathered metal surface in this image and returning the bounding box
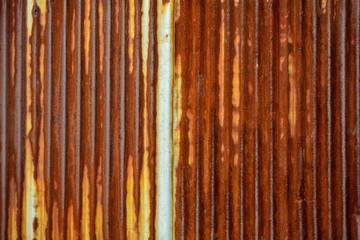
[174,0,360,239]
[0,0,359,239]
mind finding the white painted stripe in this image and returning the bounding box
[156,0,173,239]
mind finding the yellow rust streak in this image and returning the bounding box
[321,0,327,13]
[95,2,104,237]
[81,6,92,237]
[10,15,15,81]
[173,54,182,237]
[126,156,137,239]
[7,3,15,240]
[173,56,182,170]
[67,205,74,240]
[8,179,17,239]
[52,203,59,240]
[140,1,151,239]
[84,0,90,74]
[128,0,135,73]
[140,139,150,239]
[70,13,76,74]
[81,166,90,240]
[23,1,38,239]
[95,158,103,240]
[37,1,47,238]
[288,50,295,137]
[218,7,225,127]
[98,1,104,72]
[175,0,180,22]
[232,28,240,145]
[187,109,194,166]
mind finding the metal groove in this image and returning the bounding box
[0,1,8,239]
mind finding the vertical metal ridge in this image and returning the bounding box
[15,1,25,237]
[340,1,347,238]
[254,1,259,238]
[194,1,203,232]
[345,0,360,237]
[224,0,232,237]
[254,126,259,239]
[140,0,153,237]
[239,132,244,240]
[239,0,245,238]
[269,0,274,238]
[355,0,360,215]
[210,106,218,240]
[74,0,82,236]
[194,4,205,236]
[133,0,142,236]
[125,0,136,236]
[0,1,9,239]
[64,0,82,237]
[148,0,157,237]
[59,0,68,237]
[205,1,221,239]
[93,0,107,238]
[310,0,318,237]
[44,1,53,238]
[289,0,304,238]
[185,0,199,237]
[275,0,290,238]
[330,0,347,238]
[229,0,241,237]
[89,0,97,238]
[103,0,111,238]
[298,1,305,238]
[257,0,274,237]
[218,0,233,237]
[354,0,360,234]
[119,0,126,237]
[316,0,333,238]
[326,0,333,237]
[242,0,257,237]
[242,0,251,235]
[156,0,172,238]
[173,1,187,238]
[27,2,41,238]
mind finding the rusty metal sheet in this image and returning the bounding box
[0,0,359,239]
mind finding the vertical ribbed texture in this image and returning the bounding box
[0,0,359,239]
[0,1,9,239]
[174,0,359,239]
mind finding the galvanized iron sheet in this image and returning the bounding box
[0,0,359,239]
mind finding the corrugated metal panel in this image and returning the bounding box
[0,0,172,239]
[0,0,359,239]
[174,0,360,239]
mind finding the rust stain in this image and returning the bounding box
[0,0,359,239]
[80,166,90,240]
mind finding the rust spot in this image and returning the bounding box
[32,5,40,18]
[33,217,39,233]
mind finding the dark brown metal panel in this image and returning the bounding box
[174,0,359,239]
[0,0,359,239]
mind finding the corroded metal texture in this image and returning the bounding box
[0,0,359,239]
[0,0,172,239]
[174,0,359,239]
